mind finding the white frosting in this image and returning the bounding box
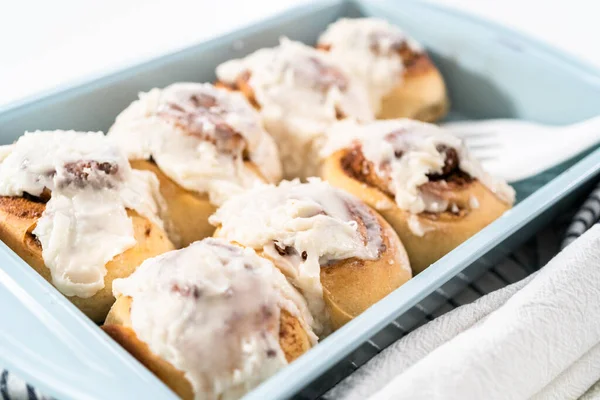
[324,119,516,215]
[469,195,480,209]
[112,238,316,400]
[108,83,281,206]
[407,214,434,238]
[216,38,374,179]
[209,179,383,335]
[318,18,423,113]
[0,131,164,298]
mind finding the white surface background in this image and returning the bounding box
[1,0,598,108]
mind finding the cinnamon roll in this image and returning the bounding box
[318,18,448,122]
[103,238,316,400]
[209,179,411,335]
[0,131,173,322]
[216,38,374,179]
[320,119,515,274]
[108,82,281,247]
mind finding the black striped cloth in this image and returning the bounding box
[562,181,600,249]
[0,371,51,400]
[2,182,600,400]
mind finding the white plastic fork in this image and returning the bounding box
[442,117,600,182]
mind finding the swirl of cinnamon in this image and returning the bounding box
[157,91,248,158]
[324,119,515,215]
[319,28,427,72]
[293,56,349,92]
[108,83,282,201]
[323,119,515,275]
[341,140,475,218]
[318,18,427,68]
[60,159,122,189]
[270,189,385,263]
[0,130,166,300]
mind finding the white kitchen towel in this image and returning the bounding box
[328,224,600,400]
[581,378,600,399]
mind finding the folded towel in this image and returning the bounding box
[328,224,600,400]
[581,378,600,399]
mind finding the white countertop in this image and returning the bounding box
[1,0,598,108]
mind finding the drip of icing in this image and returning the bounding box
[216,38,374,179]
[407,214,435,238]
[0,131,164,298]
[324,119,515,216]
[113,238,315,400]
[108,82,281,206]
[318,18,423,113]
[209,179,383,335]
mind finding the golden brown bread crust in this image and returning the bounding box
[0,196,174,322]
[131,159,267,249]
[317,43,448,122]
[321,149,511,274]
[130,159,216,248]
[378,54,449,122]
[319,212,411,329]
[104,297,194,400]
[103,295,312,400]
[216,213,412,331]
[216,72,260,110]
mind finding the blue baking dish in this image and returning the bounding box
[1,1,599,399]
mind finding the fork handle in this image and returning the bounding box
[552,116,600,166]
[566,116,600,147]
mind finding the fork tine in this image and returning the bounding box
[470,148,499,162]
[478,159,504,178]
[445,130,492,140]
[443,121,495,135]
[476,154,498,162]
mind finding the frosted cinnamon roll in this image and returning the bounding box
[216,38,374,179]
[320,119,515,274]
[0,131,173,322]
[103,238,316,400]
[318,18,448,122]
[209,179,411,335]
[108,82,281,247]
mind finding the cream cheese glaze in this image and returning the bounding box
[318,18,423,113]
[0,131,164,298]
[108,82,281,206]
[112,238,316,400]
[209,179,383,335]
[216,38,374,179]
[323,119,516,214]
